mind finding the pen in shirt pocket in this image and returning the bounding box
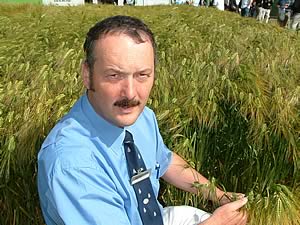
[155,163,160,179]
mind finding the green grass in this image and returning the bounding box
[0,0,41,3]
[0,3,299,225]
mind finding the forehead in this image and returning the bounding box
[93,33,155,64]
[96,32,153,50]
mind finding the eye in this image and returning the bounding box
[107,74,121,80]
[136,73,151,81]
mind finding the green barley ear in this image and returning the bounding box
[245,190,254,209]
[192,177,221,210]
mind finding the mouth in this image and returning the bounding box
[116,104,138,114]
[118,105,136,109]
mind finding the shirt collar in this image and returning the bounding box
[80,93,138,152]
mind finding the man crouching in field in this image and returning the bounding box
[37,15,248,225]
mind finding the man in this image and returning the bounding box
[291,0,300,30]
[240,0,253,16]
[257,0,273,23]
[38,15,248,225]
[277,0,294,27]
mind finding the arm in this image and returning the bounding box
[162,152,248,225]
[247,0,253,7]
[50,168,131,225]
[162,152,225,201]
[38,154,132,225]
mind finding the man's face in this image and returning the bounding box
[82,33,155,127]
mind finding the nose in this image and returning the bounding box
[121,76,136,100]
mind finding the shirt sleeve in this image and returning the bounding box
[41,153,131,225]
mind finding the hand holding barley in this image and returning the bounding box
[200,197,248,225]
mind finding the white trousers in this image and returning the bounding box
[163,206,211,225]
[257,7,271,23]
[291,13,300,30]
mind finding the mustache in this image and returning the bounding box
[114,98,140,108]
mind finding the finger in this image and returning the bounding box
[235,193,245,199]
[241,211,248,224]
[219,193,232,202]
[222,211,245,225]
[233,211,247,225]
[235,210,248,225]
[226,197,248,211]
[227,192,245,201]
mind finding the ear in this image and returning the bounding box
[82,61,91,90]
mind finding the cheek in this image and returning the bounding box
[139,85,153,99]
[98,84,120,101]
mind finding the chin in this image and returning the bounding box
[114,114,140,127]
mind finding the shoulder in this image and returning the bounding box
[42,115,91,149]
[38,116,99,173]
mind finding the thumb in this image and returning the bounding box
[226,197,248,211]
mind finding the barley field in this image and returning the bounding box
[0,3,299,225]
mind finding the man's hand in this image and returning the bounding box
[201,197,248,225]
[218,192,245,206]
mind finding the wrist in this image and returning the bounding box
[204,187,224,203]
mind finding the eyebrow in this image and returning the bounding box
[104,68,124,74]
[138,68,152,74]
[104,68,153,75]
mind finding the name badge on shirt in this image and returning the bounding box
[131,169,152,185]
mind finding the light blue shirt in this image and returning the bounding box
[241,0,252,8]
[38,94,173,225]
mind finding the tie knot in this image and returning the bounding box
[124,130,134,144]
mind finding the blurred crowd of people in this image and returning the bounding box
[176,0,300,30]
